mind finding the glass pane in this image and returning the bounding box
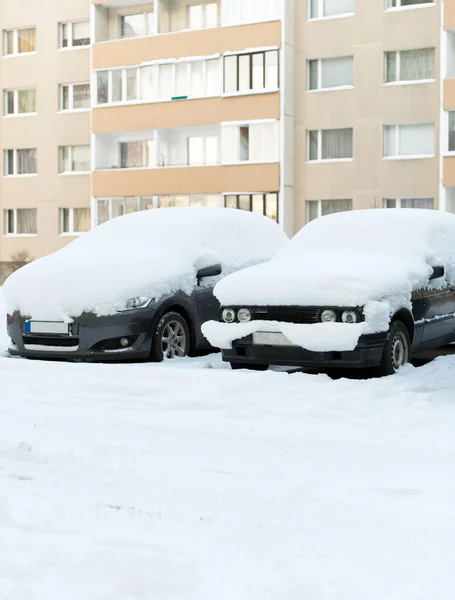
[6,90,14,114]
[72,21,90,47]
[61,23,69,48]
[309,60,318,90]
[238,54,250,91]
[252,194,264,214]
[262,122,279,161]
[174,195,189,207]
[205,136,218,165]
[159,64,173,98]
[265,193,278,221]
[385,199,397,208]
[308,201,319,221]
[18,89,36,113]
[265,50,279,88]
[190,195,205,207]
[120,142,144,168]
[72,145,90,171]
[97,71,109,104]
[399,123,434,156]
[61,208,70,233]
[403,198,434,209]
[139,197,155,210]
[221,125,238,163]
[158,196,173,208]
[61,86,69,110]
[321,56,353,88]
[449,112,455,152]
[112,70,122,103]
[121,13,146,38]
[16,209,37,234]
[188,4,203,29]
[59,147,70,173]
[73,208,91,232]
[18,28,36,53]
[188,137,204,165]
[384,125,396,156]
[206,59,220,95]
[175,62,189,97]
[7,210,15,234]
[238,195,251,211]
[146,140,155,167]
[206,195,221,207]
[224,56,237,93]
[6,150,14,175]
[97,200,110,225]
[252,53,264,90]
[146,11,156,34]
[321,128,353,159]
[111,198,125,219]
[126,69,137,101]
[321,199,352,216]
[73,84,90,109]
[249,124,262,162]
[125,198,138,213]
[5,31,14,55]
[386,52,397,83]
[309,130,318,160]
[239,126,249,161]
[140,65,156,100]
[400,48,435,82]
[17,148,37,174]
[224,195,237,208]
[205,3,218,27]
[323,0,355,17]
[191,61,204,96]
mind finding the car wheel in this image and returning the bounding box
[230,362,268,371]
[150,311,191,362]
[379,320,411,376]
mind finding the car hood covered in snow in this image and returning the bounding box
[2,208,288,320]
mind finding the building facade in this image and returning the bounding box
[0,0,454,278]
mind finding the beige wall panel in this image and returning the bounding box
[93,164,280,196]
[444,157,455,187]
[445,0,455,31]
[92,93,280,132]
[383,5,440,50]
[444,78,455,110]
[93,21,281,68]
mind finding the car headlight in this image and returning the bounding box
[320,309,337,323]
[341,310,360,324]
[125,296,151,310]
[237,308,252,323]
[221,308,236,323]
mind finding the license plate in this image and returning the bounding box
[25,321,69,335]
[253,332,296,346]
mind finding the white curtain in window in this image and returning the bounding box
[126,69,137,101]
[399,123,434,156]
[205,3,218,27]
[191,61,204,96]
[188,137,204,165]
[18,28,36,53]
[249,124,263,161]
[252,54,264,90]
[73,21,90,46]
[400,48,435,81]
[18,89,36,113]
[386,52,397,83]
[321,129,353,159]
[140,65,157,100]
[321,56,353,88]
[73,84,90,109]
[73,208,91,232]
[323,0,355,17]
[17,149,37,174]
[112,70,122,102]
[206,59,220,95]
[224,56,238,94]
[17,209,37,234]
[400,198,434,209]
[222,125,238,163]
[205,137,218,165]
[321,199,352,216]
[262,121,279,161]
[175,62,189,97]
[239,54,251,91]
[73,145,90,171]
[221,0,282,26]
[121,13,146,38]
[159,64,173,98]
[265,50,279,89]
[188,5,203,29]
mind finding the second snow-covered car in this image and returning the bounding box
[203,209,455,376]
[4,207,287,362]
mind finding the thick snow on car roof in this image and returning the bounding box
[213,209,455,308]
[3,208,288,320]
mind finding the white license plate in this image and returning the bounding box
[253,332,296,347]
[25,321,69,335]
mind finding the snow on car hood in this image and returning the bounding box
[2,208,288,320]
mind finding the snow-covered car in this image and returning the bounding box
[202,209,455,376]
[4,208,287,361]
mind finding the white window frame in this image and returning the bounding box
[383,123,435,160]
[119,139,156,169]
[3,28,36,56]
[307,199,353,220]
[59,21,90,50]
[384,48,435,85]
[4,88,36,116]
[307,56,354,91]
[3,148,37,177]
[222,49,279,96]
[307,129,354,162]
[383,198,434,208]
[59,145,91,175]
[385,0,435,11]
[59,207,91,235]
[3,208,38,236]
[308,0,355,21]
[59,83,91,112]
[119,9,157,39]
[187,2,218,29]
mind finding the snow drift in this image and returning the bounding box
[203,209,455,352]
[2,208,288,321]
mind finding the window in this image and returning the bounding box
[308,128,353,161]
[60,21,90,49]
[187,3,218,29]
[307,199,353,221]
[120,10,155,38]
[384,198,434,209]
[223,193,278,221]
[4,148,37,175]
[120,140,155,168]
[4,28,36,55]
[59,145,90,173]
[222,121,279,163]
[385,48,435,83]
[384,123,434,158]
[223,50,279,94]
[449,112,455,152]
[309,0,355,19]
[60,83,90,111]
[4,88,36,115]
[60,207,91,234]
[188,136,218,165]
[4,208,37,235]
[385,0,434,8]
[308,56,354,90]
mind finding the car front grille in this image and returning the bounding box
[22,335,79,348]
[248,307,320,324]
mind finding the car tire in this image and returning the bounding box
[229,362,268,371]
[378,320,411,376]
[150,311,191,362]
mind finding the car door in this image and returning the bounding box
[419,267,455,349]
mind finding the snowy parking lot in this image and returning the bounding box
[1,291,455,599]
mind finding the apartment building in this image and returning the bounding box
[0,0,455,279]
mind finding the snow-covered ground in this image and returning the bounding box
[1,290,455,599]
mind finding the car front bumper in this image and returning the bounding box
[221,331,389,369]
[7,309,158,361]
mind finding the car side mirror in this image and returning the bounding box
[429,266,445,281]
[197,264,222,283]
